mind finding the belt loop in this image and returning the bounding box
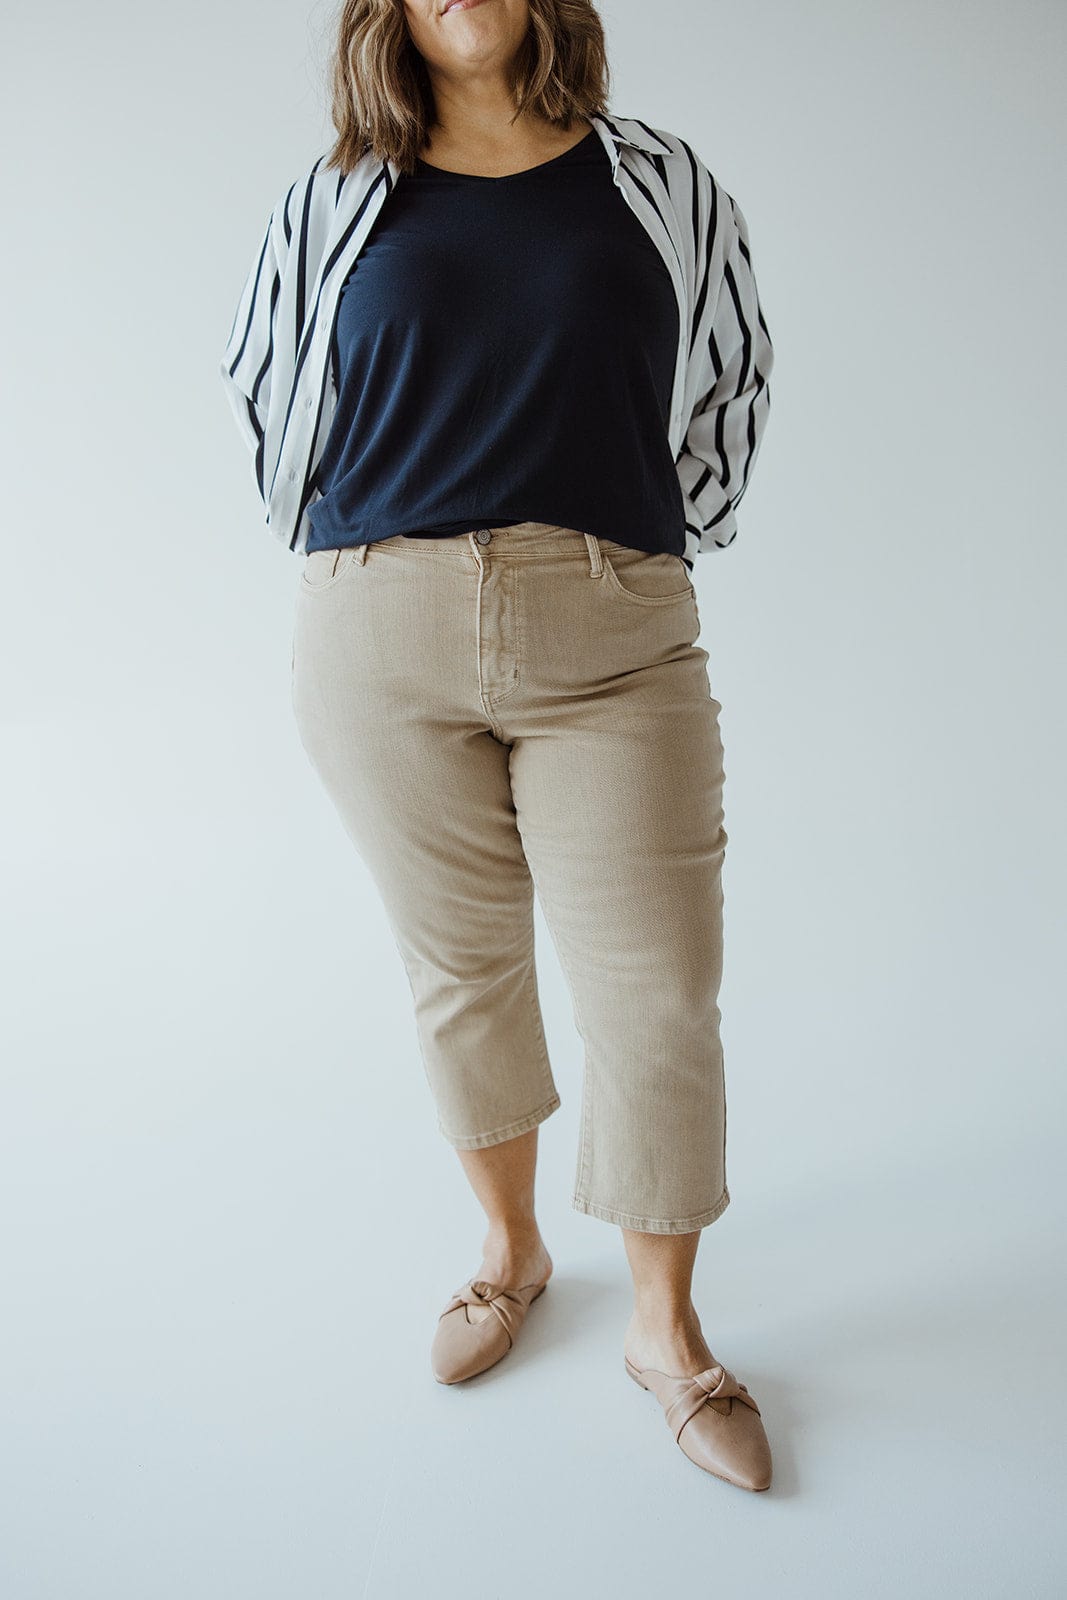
[584,532,603,577]
[467,530,484,570]
[355,543,368,564]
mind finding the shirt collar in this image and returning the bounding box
[589,112,670,158]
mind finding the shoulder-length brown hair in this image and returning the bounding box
[321,0,612,177]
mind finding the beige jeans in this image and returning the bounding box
[291,521,730,1234]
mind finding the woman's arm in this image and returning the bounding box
[219,204,285,503]
[676,191,774,552]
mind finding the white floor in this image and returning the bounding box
[2,859,1062,1599]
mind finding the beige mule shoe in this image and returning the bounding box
[625,1352,773,1491]
[432,1276,549,1385]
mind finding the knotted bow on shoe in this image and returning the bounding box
[663,1362,762,1442]
[438,1278,536,1347]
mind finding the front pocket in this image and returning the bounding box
[299,547,358,591]
[600,544,695,606]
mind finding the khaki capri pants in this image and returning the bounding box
[291,521,730,1235]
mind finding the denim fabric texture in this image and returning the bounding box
[291,522,730,1234]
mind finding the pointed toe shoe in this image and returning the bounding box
[431,1276,549,1385]
[625,1352,773,1491]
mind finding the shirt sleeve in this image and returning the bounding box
[675,196,774,552]
[218,206,284,505]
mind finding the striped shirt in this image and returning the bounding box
[219,111,774,566]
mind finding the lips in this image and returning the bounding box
[442,0,488,12]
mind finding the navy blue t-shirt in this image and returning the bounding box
[305,126,685,558]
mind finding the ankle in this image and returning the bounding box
[480,1223,550,1275]
[629,1300,699,1337]
[483,1219,542,1251]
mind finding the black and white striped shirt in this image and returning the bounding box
[219,111,774,566]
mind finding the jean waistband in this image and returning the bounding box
[351,522,607,572]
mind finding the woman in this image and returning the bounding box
[220,0,775,1492]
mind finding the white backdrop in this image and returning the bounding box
[2,1,1064,1595]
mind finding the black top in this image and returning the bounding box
[305,126,686,559]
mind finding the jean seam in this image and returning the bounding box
[483,563,522,707]
[439,1091,561,1150]
[524,895,594,1207]
[600,551,697,606]
[298,548,358,592]
[570,1187,731,1233]
[521,944,558,1111]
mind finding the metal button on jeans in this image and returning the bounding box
[475,530,492,545]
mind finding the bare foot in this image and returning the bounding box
[623,1303,718,1377]
[464,1231,554,1323]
